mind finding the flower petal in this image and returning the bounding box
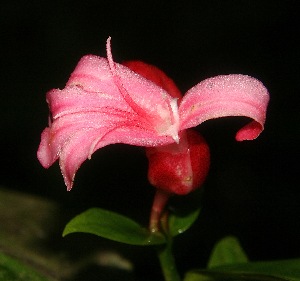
[179,74,269,140]
[122,60,182,99]
[66,54,179,137]
[37,47,182,190]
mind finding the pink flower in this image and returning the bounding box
[122,60,210,197]
[37,37,269,196]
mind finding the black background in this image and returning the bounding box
[1,0,299,279]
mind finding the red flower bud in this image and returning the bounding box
[123,60,210,195]
[146,129,210,195]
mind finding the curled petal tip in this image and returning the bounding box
[235,120,263,141]
[179,74,269,140]
[37,128,56,169]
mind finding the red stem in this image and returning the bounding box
[149,190,171,233]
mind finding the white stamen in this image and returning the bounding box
[165,98,180,143]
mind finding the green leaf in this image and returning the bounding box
[0,252,50,281]
[185,270,289,281]
[168,207,201,237]
[63,208,166,245]
[207,236,248,268]
[184,259,300,281]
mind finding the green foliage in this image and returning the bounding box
[184,236,300,281]
[63,201,201,246]
[0,187,66,280]
[207,236,248,268]
[168,207,201,237]
[208,259,300,281]
[185,269,293,281]
[63,208,166,245]
[0,252,50,281]
[185,259,300,281]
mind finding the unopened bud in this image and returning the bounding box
[146,130,210,195]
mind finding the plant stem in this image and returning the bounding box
[157,237,181,281]
[149,190,170,232]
